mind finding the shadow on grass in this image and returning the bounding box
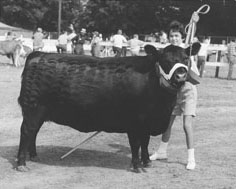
[0,144,131,171]
[0,62,14,67]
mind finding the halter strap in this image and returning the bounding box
[159,63,188,81]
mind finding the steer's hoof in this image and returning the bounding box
[129,162,142,173]
[15,165,30,172]
[130,167,142,173]
[143,160,152,168]
[30,156,40,162]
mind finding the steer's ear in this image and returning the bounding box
[144,45,158,56]
[185,42,201,56]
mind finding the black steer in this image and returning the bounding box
[16,43,200,172]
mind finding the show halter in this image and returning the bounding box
[159,63,188,81]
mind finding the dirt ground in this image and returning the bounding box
[0,56,236,189]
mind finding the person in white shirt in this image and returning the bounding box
[56,30,68,53]
[91,31,102,57]
[67,28,77,53]
[197,37,209,77]
[111,29,127,57]
[128,34,144,56]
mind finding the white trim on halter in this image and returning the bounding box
[159,63,188,81]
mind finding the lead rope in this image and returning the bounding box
[185,4,210,74]
[60,131,101,160]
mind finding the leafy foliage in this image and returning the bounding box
[0,0,236,36]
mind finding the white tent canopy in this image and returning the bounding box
[0,22,32,37]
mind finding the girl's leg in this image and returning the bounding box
[161,115,176,143]
[150,115,176,160]
[183,115,196,170]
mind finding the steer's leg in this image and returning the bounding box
[17,107,45,171]
[17,118,33,171]
[127,132,141,173]
[10,54,14,66]
[28,122,44,161]
[140,133,151,168]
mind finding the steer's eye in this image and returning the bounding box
[182,57,189,65]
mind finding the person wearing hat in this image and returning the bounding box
[71,28,88,55]
[32,27,46,51]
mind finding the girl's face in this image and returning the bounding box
[169,30,183,46]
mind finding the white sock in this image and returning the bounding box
[158,141,168,153]
[187,148,195,161]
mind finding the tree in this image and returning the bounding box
[75,0,162,36]
[0,0,82,32]
[1,0,236,37]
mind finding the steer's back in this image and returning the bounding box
[19,53,171,134]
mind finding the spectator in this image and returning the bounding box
[205,36,211,45]
[226,37,236,79]
[222,40,226,45]
[154,32,160,42]
[71,28,88,55]
[110,29,127,57]
[67,26,77,53]
[5,31,16,41]
[159,30,168,44]
[32,27,46,51]
[56,30,68,53]
[149,20,199,170]
[91,31,102,57]
[127,34,144,56]
[121,33,129,57]
[197,37,209,77]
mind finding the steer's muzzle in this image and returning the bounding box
[171,67,188,89]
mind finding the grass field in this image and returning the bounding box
[0,58,235,189]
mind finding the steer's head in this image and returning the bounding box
[158,43,201,89]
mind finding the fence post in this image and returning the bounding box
[215,50,221,78]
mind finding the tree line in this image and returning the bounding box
[0,0,236,37]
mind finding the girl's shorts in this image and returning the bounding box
[172,82,197,117]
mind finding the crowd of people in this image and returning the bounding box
[28,25,173,57]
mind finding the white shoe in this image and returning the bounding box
[186,160,196,170]
[149,152,167,160]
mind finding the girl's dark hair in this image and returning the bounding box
[168,20,185,38]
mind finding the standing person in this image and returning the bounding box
[56,30,68,53]
[91,31,102,57]
[159,30,168,44]
[149,20,199,170]
[71,28,88,55]
[32,27,45,51]
[5,31,16,41]
[121,33,129,57]
[110,29,127,57]
[127,34,144,56]
[197,37,209,77]
[67,26,77,53]
[226,37,236,80]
